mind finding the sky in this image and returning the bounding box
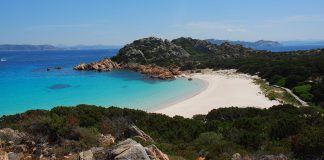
[0,0,324,45]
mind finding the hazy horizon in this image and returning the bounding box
[1,0,324,45]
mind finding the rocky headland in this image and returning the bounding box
[74,37,257,79]
[74,58,182,80]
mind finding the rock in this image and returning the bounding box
[128,125,153,142]
[122,63,180,80]
[8,152,24,160]
[109,139,169,160]
[259,154,288,160]
[232,153,242,160]
[0,149,8,160]
[109,139,150,160]
[74,58,121,71]
[0,128,27,144]
[12,144,28,153]
[90,147,106,160]
[145,144,169,160]
[47,66,62,71]
[79,150,94,160]
[98,134,115,146]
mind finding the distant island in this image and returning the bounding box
[0,44,121,51]
[206,39,282,49]
[0,44,57,51]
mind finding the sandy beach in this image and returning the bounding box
[154,69,280,118]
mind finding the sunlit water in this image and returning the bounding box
[0,50,204,115]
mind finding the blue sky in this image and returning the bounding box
[1,0,324,45]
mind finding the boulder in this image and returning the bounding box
[8,152,24,160]
[231,153,242,160]
[109,139,169,160]
[98,134,115,146]
[109,139,150,160]
[79,150,94,160]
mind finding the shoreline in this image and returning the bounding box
[149,77,209,112]
[153,69,281,118]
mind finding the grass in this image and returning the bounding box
[254,79,301,107]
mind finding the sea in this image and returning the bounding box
[0,49,205,115]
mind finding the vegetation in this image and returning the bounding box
[1,104,323,159]
[255,79,301,106]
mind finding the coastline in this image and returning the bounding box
[154,69,281,118]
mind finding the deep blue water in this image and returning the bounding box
[0,50,204,115]
[255,45,324,52]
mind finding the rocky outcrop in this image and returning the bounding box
[128,125,153,142]
[114,37,190,65]
[108,139,169,160]
[0,128,28,144]
[74,58,121,71]
[74,60,182,80]
[122,63,182,80]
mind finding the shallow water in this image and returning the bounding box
[0,50,204,115]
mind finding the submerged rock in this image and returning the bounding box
[48,84,72,90]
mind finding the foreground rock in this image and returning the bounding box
[108,139,169,160]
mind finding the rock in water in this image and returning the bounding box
[74,58,121,71]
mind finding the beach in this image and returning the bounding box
[154,69,280,118]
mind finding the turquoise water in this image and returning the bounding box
[0,50,204,115]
